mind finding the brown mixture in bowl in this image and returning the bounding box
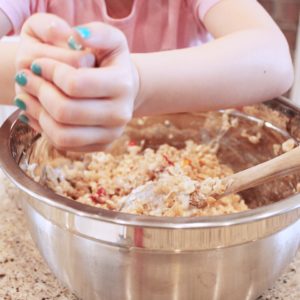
[26,138,248,217]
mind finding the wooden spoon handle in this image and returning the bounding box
[224,146,300,196]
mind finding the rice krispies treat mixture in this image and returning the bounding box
[26,139,248,217]
[24,106,300,218]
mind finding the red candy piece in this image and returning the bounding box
[128,140,137,146]
[97,187,107,196]
[163,154,174,166]
[90,196,106,205]
[90,187,107,205]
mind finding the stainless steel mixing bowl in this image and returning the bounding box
[0,97,299,300]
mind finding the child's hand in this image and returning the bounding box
[15,13,96,134]
[16,14,95,73]
[15,17,139,152]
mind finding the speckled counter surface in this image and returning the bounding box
[0,172,78,300]
[0,170,299,300]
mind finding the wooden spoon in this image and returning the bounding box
[214,145,300,199]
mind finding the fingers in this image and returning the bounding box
[14,92,42,121]
[15,69,132,126]
[21,13,73,47]
[17,14,96,70]
[39,136,109,152]
[22,15,129,58]
[17,108,114,151]
[16,41,95,70]
[13,91,124,150]
[72,22,128,52]
[69,23,129,65]
[31,58,128,98]
[18,112,42,133]
[15,16,134,152]
[13,91,42,132]
[15,72,126,150]
[39,110,124,149]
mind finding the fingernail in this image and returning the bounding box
[14,98,26,110]
[19,114,29,124]
[80,53,96,67]
[15,72,27,86]
[68,36,83,51]
[31,63,42,76]
[75,27,91,39]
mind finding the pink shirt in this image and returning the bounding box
[0,0,220,52]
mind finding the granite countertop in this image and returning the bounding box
[0,171,299,300]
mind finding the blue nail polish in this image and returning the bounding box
[19,114,29,124]
[15,72,27,86]
[14,98,26,110]
[75,26,91,39]
[68,36,83,51]
[31,63,42,76]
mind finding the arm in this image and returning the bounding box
[0,9,12,36]
[0,42,18,103]
[0,9,17,104]
[132,0,294,116]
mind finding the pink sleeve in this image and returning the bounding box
[188,0,222,22]
[0,0,48,34]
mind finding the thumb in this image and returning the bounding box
[68,22,129,62]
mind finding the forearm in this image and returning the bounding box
[0,9,17,104]
[0,42,18,104]
[132,28,293,117]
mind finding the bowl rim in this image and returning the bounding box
[1,97,300,229]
